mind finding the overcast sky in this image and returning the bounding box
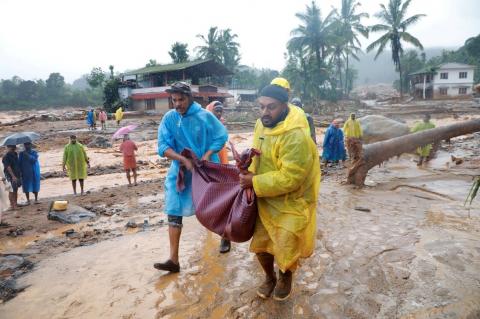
[1,0,479,83]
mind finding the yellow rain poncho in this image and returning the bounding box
[411,121,436,156]
[115,108,124,122]
[249,105,321,272]
[343,115,363,138]
[63,143,88,180]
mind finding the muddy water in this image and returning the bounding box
[2,157,479,318]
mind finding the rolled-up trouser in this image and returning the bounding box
[168,215,183,228]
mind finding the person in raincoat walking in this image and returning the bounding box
[19,142,41,204]
[411,114,436,166]
[343,113,363,161]
[155,82,228,273]
[2,145,21,210]
[98,109,108,130]
[115,107,124,127]
[62,135,90,195]
[322,120,346,165]
[86,108,96,130]
[239,84,320,301]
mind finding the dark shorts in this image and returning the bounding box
[168,215,183,228]
[8,179,21,193]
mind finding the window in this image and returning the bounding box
[459,87,467,95]
[145,99,155,110]
[439,88,448,95]
[459,72,467,79]
[440,72,448,79]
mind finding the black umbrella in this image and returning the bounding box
[1,132,40,146]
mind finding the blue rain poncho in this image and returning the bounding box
[322,124,346,161]
[86,110,95,126]
[158,102,228,217]
[19,150,41,193]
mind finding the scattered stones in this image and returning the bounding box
[125,221,138,228]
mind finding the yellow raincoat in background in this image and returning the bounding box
[343,115,363,138]
[249,105,321,272]
[411,121,436,156]
[115,108,124,122]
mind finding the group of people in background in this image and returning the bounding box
[86,107,124,131]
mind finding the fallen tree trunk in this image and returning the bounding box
[0,115,36,127]
[347,119,480,186]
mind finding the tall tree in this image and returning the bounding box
[86,67,106,88]
[169,42,189,63]
[289,1,335,78]
[218,29,240,71]
[46,72,65,98]
[337,0,369,95]
[196,27,222,62]
[366,0,425,97]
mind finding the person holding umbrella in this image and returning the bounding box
[2,145,21,210]
[19,142,41,204]
[62,135,90,196]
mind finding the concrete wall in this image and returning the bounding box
[131,98,170,113]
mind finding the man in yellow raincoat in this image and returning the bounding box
[115,107,124,126]
[411,114,436,166]
[239,84,320,301]
[343,113,363,161]
[62,135,90,195]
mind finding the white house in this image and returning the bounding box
[409,62,476,99]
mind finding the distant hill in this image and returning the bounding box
[352,47,457,86]
[71,75,89,90]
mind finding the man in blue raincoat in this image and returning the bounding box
[322,120,346,165]
[155,82,228,273]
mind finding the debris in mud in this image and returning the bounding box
[0,255,34,302]
[7,227,25,237]
[354,207,371,212]
[87,135,112,148]
[125,221,138,228]
[47,204,96,224]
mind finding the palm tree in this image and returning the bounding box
[169,42,189,64]
[196,27,222,62]
[218,28,241,71]
[367,0,425,97]
[289,1,336,76]
[337,0,369,95]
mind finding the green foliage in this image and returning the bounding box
[231,66,278,91]
[196,27,240,72]
[145,59,157,67]
[86,67,106,88]
[169,42,189,63]
[102,78,121,112]
[0,73,102,110]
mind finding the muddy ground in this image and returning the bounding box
[0,100,479,318]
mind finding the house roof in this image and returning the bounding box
[123,59,233,77]
[437,62,476,70]
[409,62,476,76]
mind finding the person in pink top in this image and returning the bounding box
[119,134,138,186]
[98,109,108,130]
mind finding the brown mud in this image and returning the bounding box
[0,106,479,318]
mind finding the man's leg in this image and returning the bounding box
[126,169,132,185]
[132,168,138,186]
[71,180,77,195]
[256,252,277,299]
[274,269,293,301]
[79,179,84,195]
[8,192,17,210]
[25,192,30,204]
[154,215,182,272]
[34,192,39,202]
[219,238,231,253]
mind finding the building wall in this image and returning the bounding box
[131,98,171,112]
[432,67,474,98]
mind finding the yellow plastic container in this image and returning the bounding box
[52,200,68,211]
